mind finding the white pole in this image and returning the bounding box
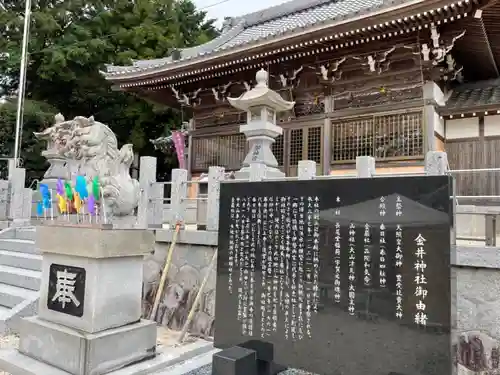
[14,0,32,167]
[50,189,54,221]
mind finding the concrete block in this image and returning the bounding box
[297,160,316,180]
[137,156,157,229]
[0,283,38,308]
[425,151,448,175]
[206,166,225,231]
[19,317,156,375]
[38,252,143,333]
[0,239,36,254]
[149,183,164,228]
[0,180,10,220]
[0,265,40,291]
[9,168,25,221]
[22,189,32,221]
[170,169,188,227]
[356,156,375,177]
[212,346,257,375]
[36,226,154,258]
[0,250,41,271]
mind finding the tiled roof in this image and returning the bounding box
[104,0,409,78]
[445,79,500,112]
[216,0,383,51]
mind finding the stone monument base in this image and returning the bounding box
[0,225,220,375]
[235,166,284,180]
[17,316,156,374]
[0,325,216,375]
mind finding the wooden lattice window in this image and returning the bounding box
[331,112,423,162]
[331,117,373,162]
[192,134,247,171]
[289,129,303,166]
[307,127,322,163]
[374,113,423,158]
[272,135,284,166]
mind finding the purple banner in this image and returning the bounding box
[171,131,186,169]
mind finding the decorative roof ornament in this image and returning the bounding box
[227,69,295,112]
[150,120,192,152]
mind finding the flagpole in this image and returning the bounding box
[14,0,32,167]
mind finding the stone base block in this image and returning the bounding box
[237,341,280,375]
[38,252,144,333]
[0,339,215,375]
[212,346,257,375]
[235,166,284,180]
[18,316,156,375]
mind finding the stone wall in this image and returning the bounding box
[143,229,217,338]
[142,232,500,372]
[454,246,500,374]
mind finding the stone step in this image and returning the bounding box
[0,282,38,308]
[0,265,41,291]
[14,228,36,241]
[0,250,42,271]
[0,304,10,318]
[0,238,37,254]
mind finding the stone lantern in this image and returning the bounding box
[227,69,295,179]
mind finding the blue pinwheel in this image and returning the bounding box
[75,175,89,200]
[39,183,51,209]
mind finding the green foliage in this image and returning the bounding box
[0,99,57,185]
[0,0,218,182]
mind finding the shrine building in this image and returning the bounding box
[103,0,500,197]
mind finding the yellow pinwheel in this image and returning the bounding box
[57,194,67,213]
[74,192,82,213]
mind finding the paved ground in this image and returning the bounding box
[0,326,199,375]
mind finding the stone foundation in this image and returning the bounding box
[454,246,500,374]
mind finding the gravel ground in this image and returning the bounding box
[182,363,316,375]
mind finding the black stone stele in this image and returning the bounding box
[215,176,453,375]
[47,263,86,317]
[213,346,258,375]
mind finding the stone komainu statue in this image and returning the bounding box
[34,114,140,217]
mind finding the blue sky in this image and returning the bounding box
[193,0,289,25]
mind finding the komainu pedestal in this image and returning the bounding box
[0,225,158,375]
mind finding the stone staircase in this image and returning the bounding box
[0,227,40,334]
